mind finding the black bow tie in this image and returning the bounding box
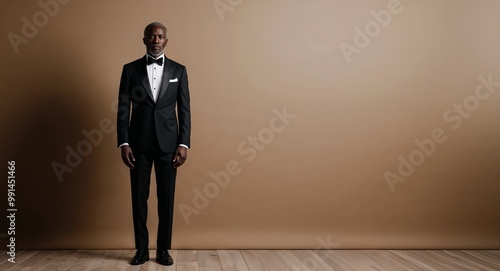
[147,57,163,66]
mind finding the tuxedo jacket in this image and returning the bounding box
[117,56,191,153]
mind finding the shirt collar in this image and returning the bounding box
[146,53,165,60]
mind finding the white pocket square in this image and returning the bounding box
[169,78,178,83]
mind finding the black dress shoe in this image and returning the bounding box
[156,249,174,266]
[130,249,149,265]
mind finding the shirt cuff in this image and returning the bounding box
[121,142,188,149]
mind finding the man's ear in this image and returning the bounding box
[143,38,146,45]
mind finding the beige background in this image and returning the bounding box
[0,0,499,249]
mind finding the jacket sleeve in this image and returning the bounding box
[177,66,191,148]
[117,65,131,147]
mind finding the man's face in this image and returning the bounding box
[143,26,168,57]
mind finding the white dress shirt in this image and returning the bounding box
[146,54,164,102]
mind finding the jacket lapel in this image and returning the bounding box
[136,56,155,102]
[157,57,173,102]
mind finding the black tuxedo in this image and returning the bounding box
[117,55,191,249]
[117,56,190,152]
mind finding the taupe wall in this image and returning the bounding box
[0,0,499,249]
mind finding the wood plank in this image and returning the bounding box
[441,250,497,271]
[362,250,419,271]
[150,250,178,271]
[314,250,352,271]
[389,250,445,271]
[88,250,123,271]
[177,250,197,262]
[65,250,106,271]
[463,250,500,269]
[347,250,390,271]
[427,250,486,271]
[197,250,223,271]
[318,250,388,271]
[261,250,324,271]
[370,250,426,271]
[240,250,268,271]
[217,250,249,271]
[485,250,500,257]
[147,250,177,271]
[242,250,292,271]
[0,250,34,269]
[177,250,198,271]
[318,249,366,271]
[270,250,304,270]
[288,250,335,271]
[462,250,500,271]
[45,250,83,270]
[140,249,162,271]
[112,249,140,271]
[30,250,78,271]
[177,262,198,271]
[0,248,19,264]
[405,250,458,271]
[317,250,410,271]
[4,250,55,270]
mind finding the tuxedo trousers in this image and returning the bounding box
[130,134,177,250]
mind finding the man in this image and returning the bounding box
[117,22,191,266]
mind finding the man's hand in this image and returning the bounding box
[121,145,135,169]
[173,146,188,168]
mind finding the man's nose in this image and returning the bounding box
[153,36,160,43]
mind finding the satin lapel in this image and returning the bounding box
[157,58,173,102]
[136,57,155,102]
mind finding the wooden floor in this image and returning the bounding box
[0,250,499,271]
